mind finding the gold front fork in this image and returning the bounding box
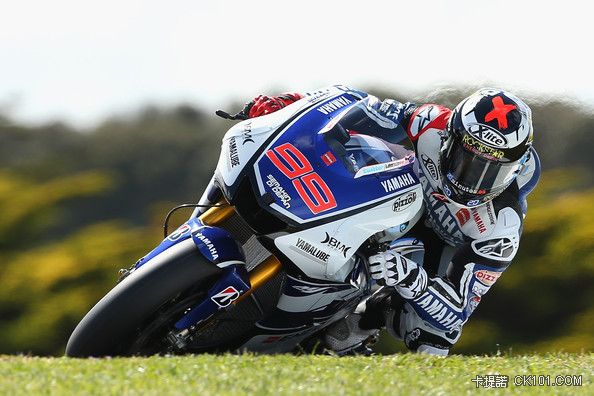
[199,201,282,304]
[234,256,282,304]
[199,202,236,225]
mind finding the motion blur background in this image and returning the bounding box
[1,0,592,355]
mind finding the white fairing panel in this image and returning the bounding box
[274,184,424,282]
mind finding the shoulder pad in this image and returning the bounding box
[407,104,451,142]
[471,207,521,263]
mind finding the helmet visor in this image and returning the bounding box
[442,138,521,204]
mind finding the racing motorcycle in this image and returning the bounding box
[65,86,424,357]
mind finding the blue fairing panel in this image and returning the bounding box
[135,218,245,269]
[254,93,417,224]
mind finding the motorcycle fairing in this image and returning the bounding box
[273,189,423,281]
[216,86,365,199]
[238,266,368,353]
[252,101,418,225]
[134,218,245,270]
[213,87,424,282]
[174,265,251,330]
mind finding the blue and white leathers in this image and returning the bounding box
[360,95,541,355]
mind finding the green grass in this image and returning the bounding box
[1,353,592,395]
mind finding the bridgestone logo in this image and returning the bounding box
[296,238,329,262]
[393,191,417,212]
[211,286,240,307]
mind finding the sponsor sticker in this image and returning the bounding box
[472,283,490,296]
[470,208,487,233]
[295,238,330,262]
[405,328,421,344]
[321,151,336,166]
[194,231,219,260]
[455,208,471,226]
[380,172,416,192]
[473,238,515,260]
[485,203,496,225]
[320,232,351,258]
[241,121,254,145]
[266,174,291,209]
[474,269,501,286]
[447,172,484,196]
[228,137,240,167]
[467,124,508,148]
[421,154,439,180]
[354,155,415,178]
[462,134,504,160]
[211,286,241,307]
[468,295,482,310]
[293,285,333,294]
[431,191,450,202]
[262,335,285,344]
[316,95,353,115]
[392,191,417,212]
[168,223,191,241]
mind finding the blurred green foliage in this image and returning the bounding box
[0,87,592,355]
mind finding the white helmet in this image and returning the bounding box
[439,88,534,206]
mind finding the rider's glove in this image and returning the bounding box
[241,93,303,119]
[369,251,415,287]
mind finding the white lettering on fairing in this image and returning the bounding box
[316,96,352,115]
[381,173,416,192]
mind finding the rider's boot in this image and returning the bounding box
[323,312,379,356]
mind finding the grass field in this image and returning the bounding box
[1,353,592,395]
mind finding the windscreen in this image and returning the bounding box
[319,101,413,176]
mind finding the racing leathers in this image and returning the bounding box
[243,85,541,355]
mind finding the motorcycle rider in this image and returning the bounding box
[236,86,541,356]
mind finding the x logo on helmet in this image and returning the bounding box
[484,96,517,129]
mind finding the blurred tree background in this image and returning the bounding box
[0,87,592,356]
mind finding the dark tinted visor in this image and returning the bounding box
[443,138,521,197]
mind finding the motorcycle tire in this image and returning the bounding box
[65,238,222,357]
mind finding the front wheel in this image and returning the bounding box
[65,238,222,357]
